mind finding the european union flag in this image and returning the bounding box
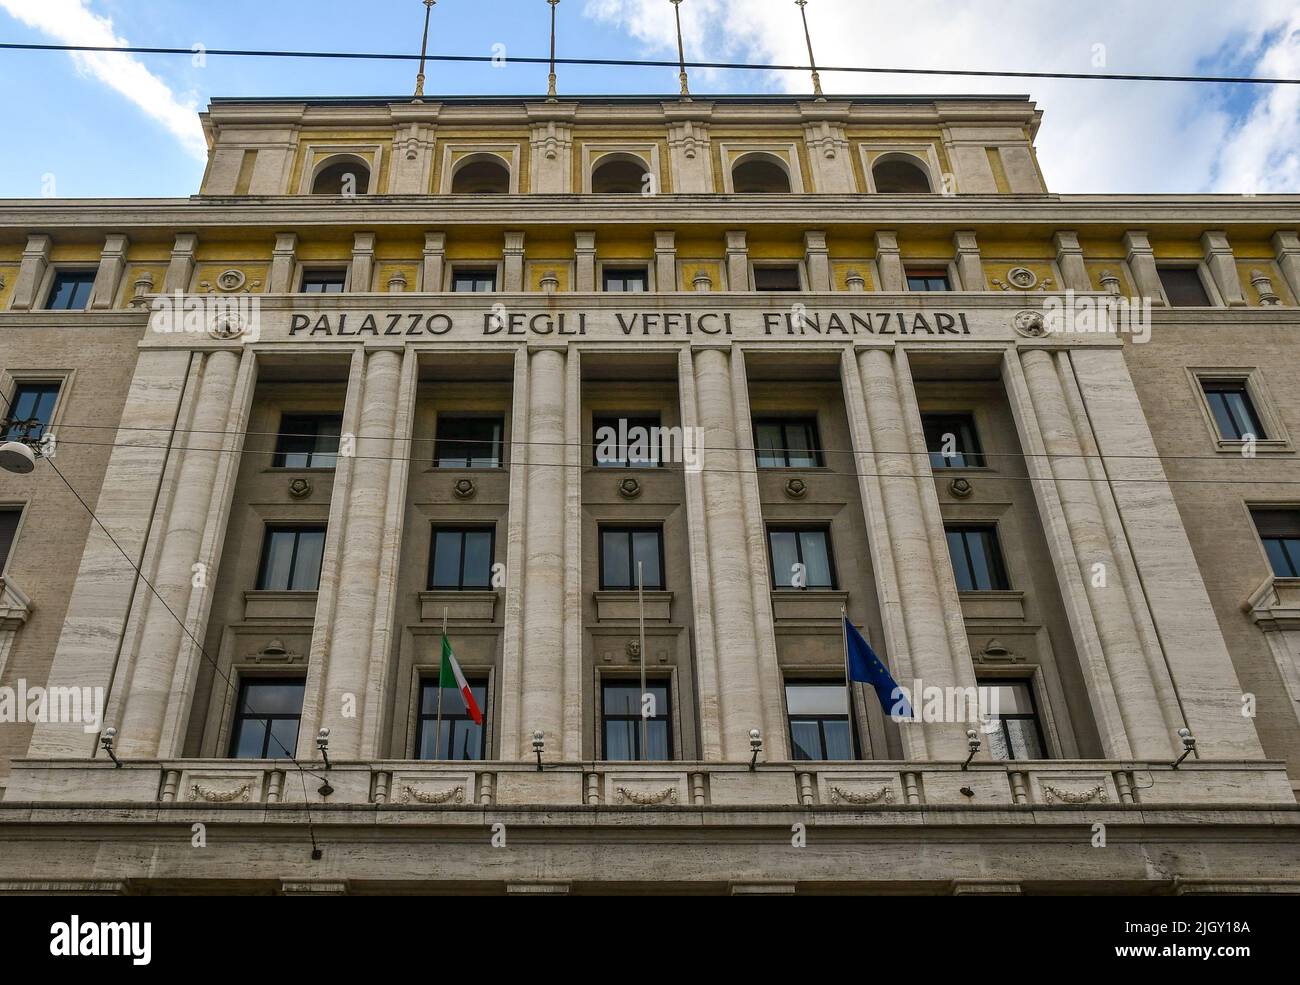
[844,617,913,720]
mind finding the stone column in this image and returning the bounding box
[803,231,831,291]
[301,347,417,759]
[163,233,198,293]
[421,233,446,292]
[952,230,985,290]
[678,346,785,760]
[268,233,298,293]
[666,119,712,193]
[1123,231,1164,302]
[1201,231,1246,306]
[503,232,525,291]
[8,234,51,310]
[528,121,573,193]
[114,348,256,758]
[1003,348,1183,759]
[874,232,903,291]
[802,120,855,192]
[90,233,129,309]
[574,232,596,292]
[1053,231,1090,292]
[724,231,749,291]
[350,232,376,292]
[389,122,436,194]
[654,231,678,291]
[1271,231,1300,302]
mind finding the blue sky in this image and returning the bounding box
[0,0,1297,198]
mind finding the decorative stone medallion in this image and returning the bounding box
[452,478,476,500]
[288,477,312,499]
[617,476,642,499]
[1011,308,1048,338]
[784,477,808,499]
[216,268,247,292]
[948,477,973,499]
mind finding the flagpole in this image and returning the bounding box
[670,0,691,100]
[638,560,649,761]
[546,0,560,100]
[840,605,855,759]
[413,0,436,101]
[435,606,447,760]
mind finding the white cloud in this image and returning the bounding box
[0,0,206,161]
[585,0,1299,193]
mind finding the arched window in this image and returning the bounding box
[731,154,792,193]
[311,156,371,195]
[451,154,512,194]
[591,154,650,194]
[872,155,933,193]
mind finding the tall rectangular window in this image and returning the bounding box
[256,526,326,591]
[602,680,672,760]
[452,269,497,292]
[946,524,1010,591]
[599,527,664,590]
[45,270,97,310]
[1252,509,1300,578]
[786,681,855,761]
[0,508,21,572]
[272,413,342,468]
[1202,380,1266,440]
[417,677,488,760]
[753,266,801,292]
[602,268,648,292]
[979,680,1046,761]
[434,415,503,468]
[922,413,985,469]
[768,526,836,590]
[906,268,951,292]
[428,526,495,590]
[753,417,823,468]
[229,678,305,758]
[593,414,662,468]
[1158,266,1211,307]
[3,382,60,441]
[299,268,348,293]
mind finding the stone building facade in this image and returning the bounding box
[0,93,1297,894]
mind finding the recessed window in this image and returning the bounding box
[300,269,347,293]
[946,525,1010,591]
[272,413,342,469]
[602,268,648,292]
[754,417,823,468]
[922,413,985,469]
[434,415,503,468]
[731,155,792,193]
[3,382,61,441]
[451,269,497,293]
[1252,509,1300,578]
[591,156,649,194]
[599,526,664,590]
[257,525,326,591]
[602,680,672,760]
[979,680,1046,761]
[906,268,951,292]
[753,266,801,292]
[768,526,836,590]
[417,676,488,760]
[311,158,370,195]
[0,507,22,572]
[872,157,933,193]
[451,156,511,194]
[786,681,855,761]
[229,678,305,759]
[1202,380,1266,440]
[45,270,96,310]
[429,526,495,590]
[593,414,661,468]
[1158,266,1212,307]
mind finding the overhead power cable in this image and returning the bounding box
[1,41,1298,87]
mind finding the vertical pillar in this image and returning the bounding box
[268,233,298,293]
[350,232,376,293]
[528,122,573,193]
[574,232,596,292]
[114,348,255,758]
[9,234,51,310]
[421,233,446,292]
[666,120,712,193]
[503,232,525,291]
[1271,231,1300,302]
[952,231,984,291]
[1123,231,1163,302]
[1053,231,1090,292]
[90,233,129,309]
[654,231,678,291]
[1201,231,1246,306]
[724,231,748,291]
[163,233,198,294]
[874,232,903,291]
[302,347,417,758]
[803,231,831,291]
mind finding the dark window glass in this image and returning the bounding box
[434,415,503,468]
[906,269,951,292]
[300,268,347,293]
[753,417,823,468]
[768,526,836,590]
[1202,380,1266,441]
[602,680,672,761]
[1252,509,1300,578]
[786,682,855,760]
[229,678,305,758]
[922,413,985,469]
[979,680,1046,761]
[946,525,1010,591]
[256,526,326,591]
[753,266,801,291]
[45,270,96,310]
[3,382,61,441]
[0,508,21,571]
[417,677,488,760]
[873,159,932,193]
[593,415,662,468]
[429,527,495,590]
[452,269,497,292]
[599,527,664,590]
[1159,266,1212,307]
[602,268,648,292]
[272,413,342,469]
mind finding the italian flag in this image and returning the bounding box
[440,634,483,725]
